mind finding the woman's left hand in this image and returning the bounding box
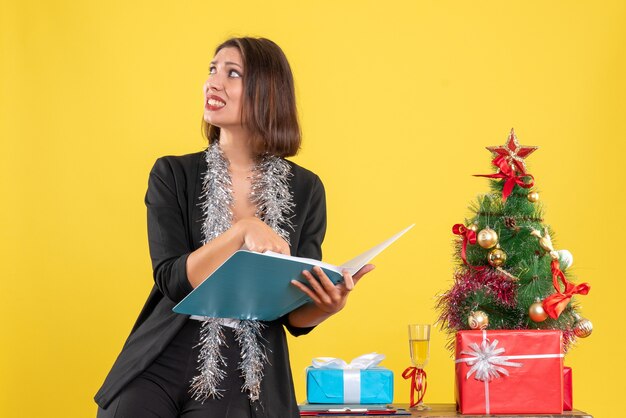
[291,264,375,315]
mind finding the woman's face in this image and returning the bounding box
[203,47,244,129]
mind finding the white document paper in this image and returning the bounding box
[264,224,414,275]
[339,224,414,274]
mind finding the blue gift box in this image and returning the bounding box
[306,366,394,404]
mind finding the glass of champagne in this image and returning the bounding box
[408,324,430,410]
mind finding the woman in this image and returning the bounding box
[95,37,373,417]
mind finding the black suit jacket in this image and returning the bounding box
[95,150,327,416]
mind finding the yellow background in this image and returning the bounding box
[1,1,624,416]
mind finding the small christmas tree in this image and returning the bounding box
[437,129,592,351]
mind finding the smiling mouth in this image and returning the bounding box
[206,96,226,111]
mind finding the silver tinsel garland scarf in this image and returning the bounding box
[190,142,294,403]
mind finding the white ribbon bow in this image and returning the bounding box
[458,338,522,381]
[311,352,385,370]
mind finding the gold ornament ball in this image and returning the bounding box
[527,191,540,202]
[529,301,548,322]
[488,248,507,267]
[477,227,498,249]
[468,311,489,330]
[574,317,593,338]
[468,224,479,232]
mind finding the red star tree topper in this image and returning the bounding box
[487,129,538,174]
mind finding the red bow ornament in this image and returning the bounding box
[452,224,477,266]
[474,155,535,202]
[542,259,591,319]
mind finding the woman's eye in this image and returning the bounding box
[229,69,242,78]
[209,66,216,74]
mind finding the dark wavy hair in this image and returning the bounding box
[202,37,301,158]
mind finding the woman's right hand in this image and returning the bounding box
[235,217,290,255]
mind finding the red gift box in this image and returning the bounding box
[455,330,564,415]
[563,366,573,411]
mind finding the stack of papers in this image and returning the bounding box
[298,403,410,416]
